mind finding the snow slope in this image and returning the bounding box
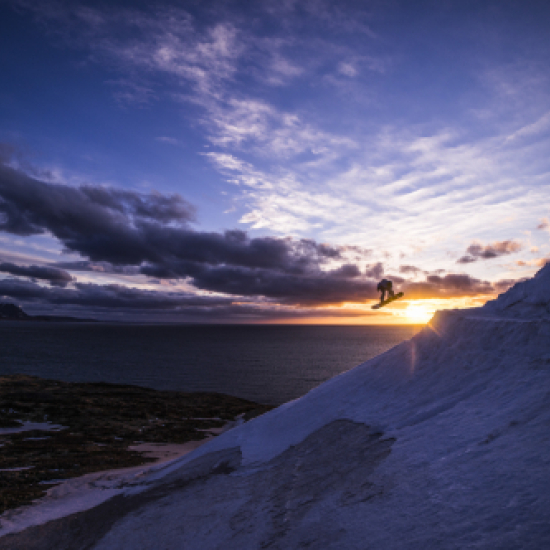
[482,263,550,319]
[1,264,550,549]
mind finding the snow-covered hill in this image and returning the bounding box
[2,264,550,549]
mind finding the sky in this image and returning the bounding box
[0,0,549,324]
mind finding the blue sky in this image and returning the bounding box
[0,0,549,322]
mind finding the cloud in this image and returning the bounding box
[0,161,195,232]
[202,98,356,158]
[404,273,495,299]
[2,160,526,308]
[505,111,550,143]
[537,217,549,230]
[338,62,358,77]
[155,136,181,146]
[0,276,379,322]
[330,264,361,278]
[209,111,550,255]
[165,263,377,306]
[515,257,550,268]
[364,262,384,279]
[456,255,478,264]
[10,1,357,163]
[10,2,239,91]
[399,264,424,276]
[0,161,343,276]
[0,161,196,261]
[107,79,156,106]
[0,276,232,310]
[9,0,550,264]
[54,260,140,276]
[0,262,74,287]
[0,265,517,318]
[0,162,378,305]
[264,54,303,85]
[457,240,523,263]
[205,152,349,233]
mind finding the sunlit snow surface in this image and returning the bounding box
[1,265,550,549]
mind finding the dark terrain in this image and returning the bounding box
[0,303,95,323]
[0,375,272,514]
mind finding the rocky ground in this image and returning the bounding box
[0,375,272,514]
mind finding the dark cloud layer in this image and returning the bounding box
[0,277,375,321]
[457,240,522,264]
[0,162,341,273]
[403,273,494,299]
[58,260,380,306]
[0,277,233,310]
[0,161,520,313]
[0,262,73,287]
[0,269,518,321]
[0,162,371,307]
[179,264,378,305]
[0,162,196,263]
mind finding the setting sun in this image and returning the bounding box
[404,303,434,324]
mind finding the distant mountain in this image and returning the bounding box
[0,303,29,320]
[0,303,96,322]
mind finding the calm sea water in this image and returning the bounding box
[0,323,421,405]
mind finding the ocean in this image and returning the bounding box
[0,323,421,405]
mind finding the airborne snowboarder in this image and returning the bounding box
[377,279,395,303]
[372,279,404,310]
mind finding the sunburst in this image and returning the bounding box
[404,303,433,324]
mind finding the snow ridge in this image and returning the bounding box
[482,261,550,319]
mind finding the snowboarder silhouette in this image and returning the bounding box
[377,279,395,303]
[372,279,404,309]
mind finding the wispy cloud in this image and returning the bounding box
[202,97,357,157]
[338,61,358,77]
[155,136,181,146]
[505,111,550,143]
[207,120,550,266]
[11,2,360,159]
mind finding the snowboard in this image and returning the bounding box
[371,292,404,310]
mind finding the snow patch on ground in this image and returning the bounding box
[127,441,211,463]
[0,420,239,537]
[0,422,66,435]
